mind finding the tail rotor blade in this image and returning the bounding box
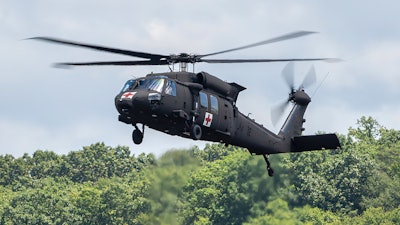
[271,100,289,126]
[282,62,295,90]
[272,62,294,126]
[299,65,316,89]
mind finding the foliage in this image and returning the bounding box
[2,178,80,224]
[144,148,201,225]
[244,198,299,225]
[0,143,153,224]
[0,116,399,224]
[282,148,377,213]
[180,147,289,225]
[193,143,238,163]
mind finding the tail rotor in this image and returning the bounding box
[271,63,316,126]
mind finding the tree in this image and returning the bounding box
[283,147,377,213]
[145,149,201,225]
[1,116,399,223]
[244,199,298,225]
[342,206,400,225]
[193,143,239,163]
[74,185,103,224]
[295,205,341,225]
[0,186,15,222]
[282,116,400,214]
[0,154,32,190]
[98,176,151,225]
[181,146,277,225]
[348,116,382,144]
[2,178,81,224]
[64,143,154,183]
[30,150,63,179]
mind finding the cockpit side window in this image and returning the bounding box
[199,91,208,108]
[165,80,177,96]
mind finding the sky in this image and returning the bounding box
[1,0,400,157]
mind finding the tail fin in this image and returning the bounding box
[278,90,310,138]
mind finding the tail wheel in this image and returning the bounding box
[190,124,202,140]
[263,154,274,177]
[267,167,274,177]
[132,129,143,144]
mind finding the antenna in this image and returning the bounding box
[312,72,330,98]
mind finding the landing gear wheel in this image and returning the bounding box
[190,124,202,140]
[132,129,143,145]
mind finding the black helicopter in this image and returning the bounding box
[31,31,341,176]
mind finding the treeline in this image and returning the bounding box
[0,116,399,224]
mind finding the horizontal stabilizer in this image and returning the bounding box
[291,134,340,152]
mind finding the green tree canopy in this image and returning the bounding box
[0,117,399,224]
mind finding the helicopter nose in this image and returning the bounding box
[115,91,155,115]
[115,91,138,113]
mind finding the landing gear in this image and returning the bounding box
[132,124,144,144]
[190,124,202,140]
[263,154,274,177]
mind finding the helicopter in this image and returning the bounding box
[31,31,341,176]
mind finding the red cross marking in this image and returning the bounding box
[203,112,213,127]
[122,92,134,98]
[205,114,212,125]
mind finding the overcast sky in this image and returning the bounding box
[1,0,400,157]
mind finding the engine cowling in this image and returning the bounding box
[196,72,245,101]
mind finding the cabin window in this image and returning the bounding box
[165,80,177,96]
[199,91,208,108]
[210,95,218,114]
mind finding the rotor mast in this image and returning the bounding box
[180,62,188,72]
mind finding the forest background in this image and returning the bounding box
[0,116,399,224]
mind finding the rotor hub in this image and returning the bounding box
[291,90,311,105]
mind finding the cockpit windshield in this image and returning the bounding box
[120,77,166,93]
[142,78,165,93]
[120,79,136,93]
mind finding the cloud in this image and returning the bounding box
[1,0,400,157]
[0,119,52,156]
[362,41,400,91]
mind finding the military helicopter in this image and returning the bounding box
[31,31,341,176]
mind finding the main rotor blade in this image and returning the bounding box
[199,31,317,58]
[54,60,170,67]
[200,58,338,63]
[30,37,168,60]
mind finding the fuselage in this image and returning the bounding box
[115,71,288,154]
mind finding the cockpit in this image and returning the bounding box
[120,76,176,96]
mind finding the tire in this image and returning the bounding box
[190,124,202,140]
[132,129,143,144]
